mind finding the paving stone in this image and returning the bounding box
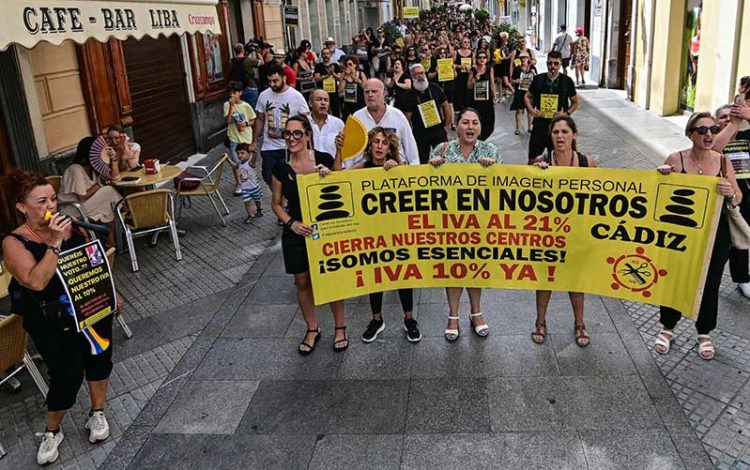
[128,433,316,469]
[192,337,343,380]
[579,428,684,469]
[238,380,409,435]
[405,378,491,433]
[308,434,403,470]
[550,332,637,376]
[154,380,259,434]
[336,338,414,379]
[221,303,298,338]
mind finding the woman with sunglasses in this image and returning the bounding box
[453,37,474,117]
[654,112,743,360]
[271,115,348,354]
[467,51,496,141]
[492,33,512,103]
[339,55,367,121]
[429,108,501,341]
[530,116,595,347]
[405,46,419,69]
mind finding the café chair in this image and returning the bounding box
[115,189,182,272]
[175,154,231,227]
[0,262,49,398]
[104,247,134,339]
[45,175,97,240]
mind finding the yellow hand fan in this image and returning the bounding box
[340,115,368,163]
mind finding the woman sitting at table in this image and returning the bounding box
[58,137,123,247]
[105,125,142,172]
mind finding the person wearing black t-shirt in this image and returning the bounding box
[524,50,579,163]
[403,63,451,163]
[314,48,342,117]
[271,115,348,355]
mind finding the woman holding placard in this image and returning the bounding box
[2,169,120,465]
[654,112,743,360]
[467,50,496,141]
[339,56,367,121]
[531,115,595,347]
[452,38,473,118]
[428,108,501,341]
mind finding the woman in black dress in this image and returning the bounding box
[339,55,367,121]
[509,53,535,134]
[271,115,348,354]
[386,57,412,112]
[453,37,474,115]
[467,51,496,141]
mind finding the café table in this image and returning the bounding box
[110,164,182,190]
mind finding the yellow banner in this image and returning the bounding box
[403,7,420,18]
[298,164,722,317]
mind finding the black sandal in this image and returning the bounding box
[298,327,321,355]
[333,326,349,352]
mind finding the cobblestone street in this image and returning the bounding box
[1,87,749,469]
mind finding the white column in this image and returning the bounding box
[589,0,607,86]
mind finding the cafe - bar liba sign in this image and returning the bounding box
[1,0,221,51]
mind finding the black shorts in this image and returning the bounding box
[282,231,309,274]
[562,57,571,68]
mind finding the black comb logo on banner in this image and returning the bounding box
[654,184,708,229]
[308,182,354,222]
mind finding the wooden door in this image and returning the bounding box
[122,36,196,163]
[0,110,20,238]
[617,0,633,89]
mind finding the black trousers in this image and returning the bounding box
[660,214,730,334]
[528,118,553,161]
[415,128,448,164]
[369,289,414,316]
[729,180,750,283]
[23,309,113,411]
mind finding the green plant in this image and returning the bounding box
[475,9,490,24]
[493,22,523,49]
[380,22,402,45]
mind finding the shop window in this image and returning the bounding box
[187,3,231,101]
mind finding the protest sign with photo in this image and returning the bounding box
[56,240,117,332]
[298,164,721,317]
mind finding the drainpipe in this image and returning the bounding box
[643,0,656,109]
[626,0,638,100]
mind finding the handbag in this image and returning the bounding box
[721,157,750,249]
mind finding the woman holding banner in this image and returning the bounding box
[531,115,595,347]
[271,115,348,354]
[655,112,743,360]
[336,127,421,343]
[2,169,119,465]
[429,108,501,341]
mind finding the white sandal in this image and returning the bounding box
[654,329,674,355]
[697,334,715,360]
[445,316,460,342]
[469,312,490,337]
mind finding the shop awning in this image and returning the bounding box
[0,0,221,51]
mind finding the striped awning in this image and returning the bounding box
[0,0,221,51]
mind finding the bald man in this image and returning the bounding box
[309,89,344,157]
[351,79,419,166]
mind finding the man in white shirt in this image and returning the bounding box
[351,79,419,167]
[309,89,344,157]
[322,37,346,65]
[252,63,310,187]
[552,24,574,75]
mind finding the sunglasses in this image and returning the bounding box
[282,129,306,140]
[692,125,721,135]
[477,56,487,59]
[547,61,561,66]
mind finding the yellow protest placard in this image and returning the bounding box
[298,164,721,317]
[395,37,405,48]
[540,93,559,119]
[437,58,454,82]
[461,57,472,70]
[403,6,420,18]
[417,100,441,128]
[322,76,337,93]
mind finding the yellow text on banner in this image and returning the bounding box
[403,7,420,18]
[437,58,454,82]
[298,164,722,316]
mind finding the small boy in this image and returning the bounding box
[235,143,264,222]
[225,84,256,195]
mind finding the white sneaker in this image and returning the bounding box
[36,430,64,465]
[85,411,110,443]
[739,282,750,299]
